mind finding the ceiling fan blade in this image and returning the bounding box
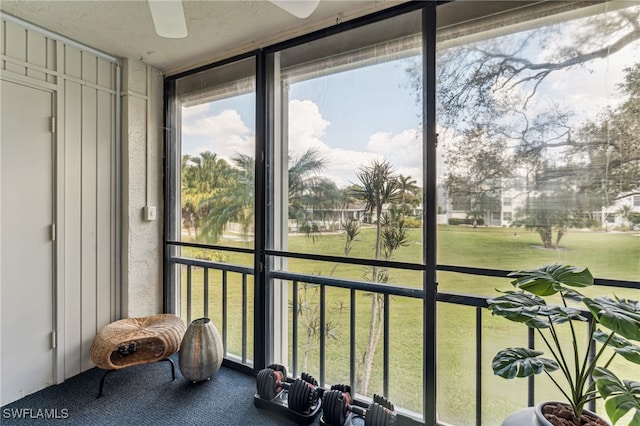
[269,0,320,19]
[148,0,188,38]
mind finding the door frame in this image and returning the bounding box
[0,76,60,399]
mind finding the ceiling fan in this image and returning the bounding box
[148,0,321,39]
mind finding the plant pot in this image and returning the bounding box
[501,402,611,426]
[179,318,224,382]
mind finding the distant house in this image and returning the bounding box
[602,193,640,227]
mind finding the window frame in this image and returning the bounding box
[163,2,640,425]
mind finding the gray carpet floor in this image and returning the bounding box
[1,355,320,425]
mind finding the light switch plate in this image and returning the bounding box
[143,205,157,221]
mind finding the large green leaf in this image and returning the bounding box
[561,288,587,303]
[593,330,640,364]
[593,367,640,426]
[508,264,593,296]
[488,291,547,322]
[488,291,586,329]
[585,297,640,341]
[492,347,558,379]
[615,346,640,365]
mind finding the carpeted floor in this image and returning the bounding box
[1,355,320,425]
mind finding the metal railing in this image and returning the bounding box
[171,255,254,367]
[167,250,631,425]
[270,270,423,394]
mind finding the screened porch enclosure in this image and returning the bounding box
[164,2,640,425]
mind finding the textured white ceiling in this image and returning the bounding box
[0,0,404,75]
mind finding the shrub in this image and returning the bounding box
[448,217,484,226]
[403,217,422,228]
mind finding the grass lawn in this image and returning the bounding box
[178,225,639,425]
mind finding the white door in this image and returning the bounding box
[1,80,55,406]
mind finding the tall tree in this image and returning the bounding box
[288,148,329,230]
[181,152,233,239]
[196,148,329,243]
[443,125,513,222]
[351,159,402,395]
[301,177,341,233]
[199,153,255,242]
[409,4,640,245]
[568,63,640,205]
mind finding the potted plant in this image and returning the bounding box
[487,264,640,426]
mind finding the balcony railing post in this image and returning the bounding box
[292,281,298,378]
[204,268,209,319]
[476,307,482,426]
[186,265,192,324]
[528,327,535,407]
[223,270,228,354]
[587,316,596,413]
[383,293,390,398]
[320,284,326,387]
[242,273,248,364]
[350,288,356,394]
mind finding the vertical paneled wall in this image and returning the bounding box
[62,44,118,375]
[1,17,118,380]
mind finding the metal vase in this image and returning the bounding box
[179,318,224,382]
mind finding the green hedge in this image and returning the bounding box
[448,217,485,226]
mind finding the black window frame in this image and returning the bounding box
[163,2,640,425]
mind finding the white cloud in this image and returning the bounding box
[288,99,331,154]
[181,103,210,120]
[183,108,250,137]
[182,99,426,187]
[323,148,382,188]
[182,108,254,160]
[288,99,424,187]
[367,129,422,169]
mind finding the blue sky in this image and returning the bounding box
[289,58,421,152]
[182,56,424,187]
[181,3,639,189]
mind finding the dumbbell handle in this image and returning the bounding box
[348,403,366,417]
[333,391,366,417]
[348,401,395,419]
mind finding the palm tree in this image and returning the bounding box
[288,148,327,198]
[197,148,328,243]
[302,177,341,233]
[181,152,233,239]
[199,153,255,242]
[288,148,328,230]
[351,159,402,395]
[398,174,419,205]
[352,160,401,262]
[616,204,632,226]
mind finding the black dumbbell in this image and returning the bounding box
[287,372,320,414]
[322,385,395,426]
[256,365,320,414]
[364,395,395,426]
[256,364,288,400]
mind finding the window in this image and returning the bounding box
[266,10,425,412]
[436,1,640,424]
[168,57,256,364]
[268,12,424,270]
[437,0,640,286]
[165,2,639,425]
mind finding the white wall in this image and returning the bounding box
[121,59,164,317]
[0,16,164,382]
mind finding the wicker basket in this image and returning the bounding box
[90,314,186,370]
